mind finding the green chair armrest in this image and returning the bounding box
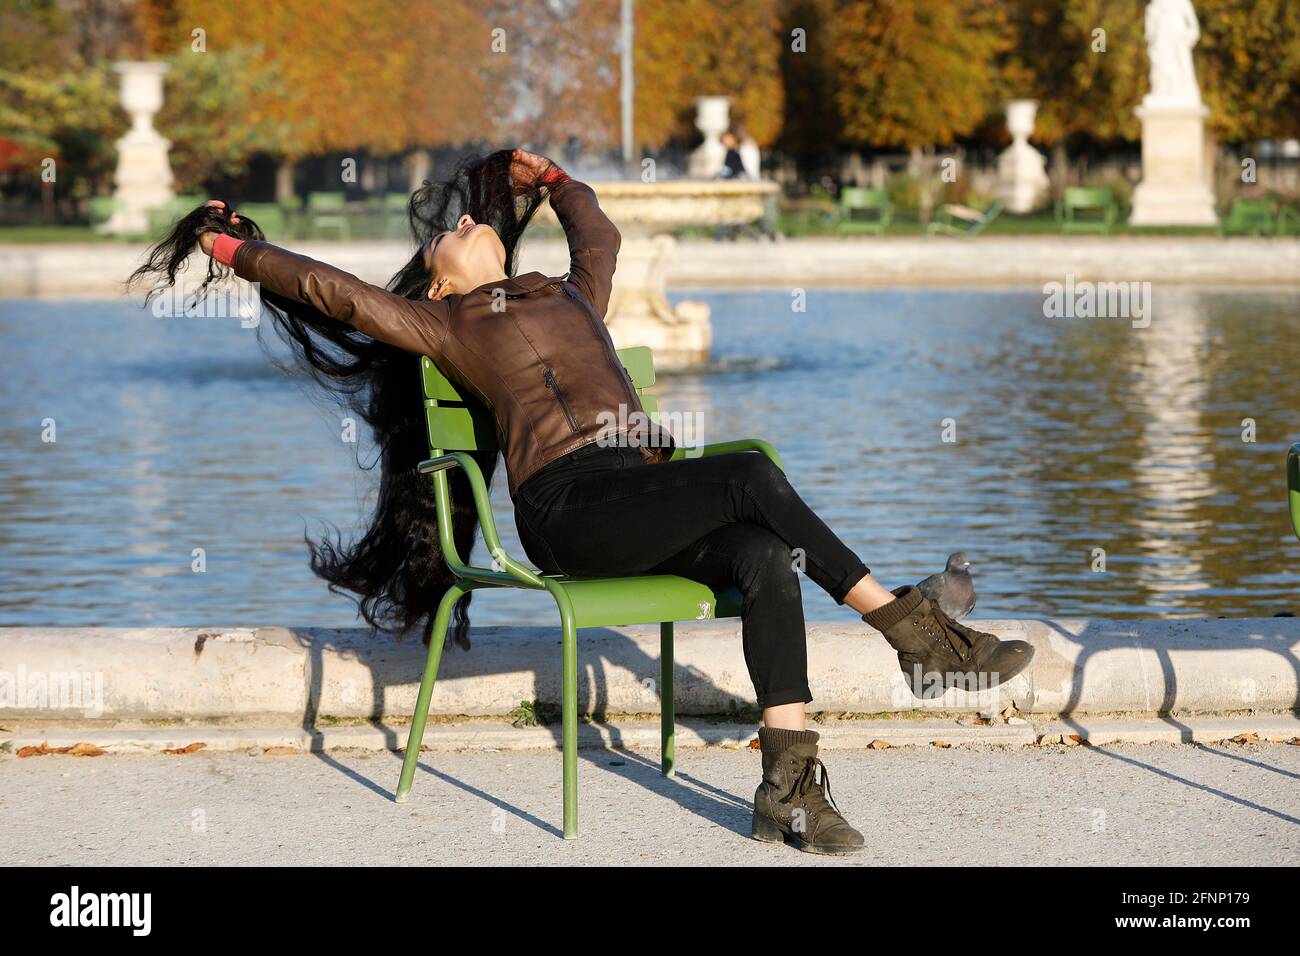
[418,453,546,588]
[670,438,784,471]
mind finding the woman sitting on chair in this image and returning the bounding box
[133,148,1032,856]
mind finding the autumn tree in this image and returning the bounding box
[987,0,1145,192]
[779,0,845,174]
[141,0,496,197]
[0,1,132,206]
[820,0,998,151]
[634,0,785,150]
[1195,0,1300,142]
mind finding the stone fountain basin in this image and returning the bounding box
[536,179,779,232]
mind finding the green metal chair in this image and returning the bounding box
[1218,198,1276,237]
[395,345,782,839]
[383,192,411,239]
[1278,205,1300,237]
[836,187,893,236]
[306,191,351,239]
[147,194,206,237]
[1056,186,1118,235]
[926,199,1003,238]
[88,196,118,229]
[235,203,289,241]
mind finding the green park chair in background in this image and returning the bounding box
[383,192,410,239]
[1056,186,1118,235]
[1219,198,1276,237]
[395,345,782,839]
[927,199,1004,238]
[1279,205,1300,236]
[235,202,289,241]
[306,191,350,239]
[836,186,893,236]
[147,194,204,236]
[88,196,119,230]
[1287,444,1300,541]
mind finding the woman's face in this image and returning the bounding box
[422,213,506,298]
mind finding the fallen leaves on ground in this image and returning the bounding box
[1229,733,1261,745]
[931,740,951,748]
[162,742,206,755]
[867,739,893,749]
[17,741,105,758]
[262,746,299,756]
[747,738,760,750]
[397,744,430,754]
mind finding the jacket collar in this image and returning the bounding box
[481,271,555,296]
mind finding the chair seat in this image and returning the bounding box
[538,573,744,627]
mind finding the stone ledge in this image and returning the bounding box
[3,236,1297,298]
[1,618,1297,722]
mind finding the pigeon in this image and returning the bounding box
[917,552,976,619]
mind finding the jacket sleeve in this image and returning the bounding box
[231,241,450,358]
[547,178,621,318]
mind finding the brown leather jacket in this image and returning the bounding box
[228,177,675,497]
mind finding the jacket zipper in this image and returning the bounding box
[561,286,642,411]
[544,368,580,432]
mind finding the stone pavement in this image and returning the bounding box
[4,741,1297,866]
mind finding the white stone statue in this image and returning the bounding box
[1144,0,1202,107]
[1129,0,1215,225]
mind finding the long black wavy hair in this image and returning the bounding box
[130,150,554,649]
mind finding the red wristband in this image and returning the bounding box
[212,234,244,267]
[540,166,571,187]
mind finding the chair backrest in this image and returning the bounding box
[1230,198,1275,221]
[420,345,658,453]
[841,187,889,210]
[88,196,117,224]
[1063,186,1114,210]
[307,192,347,211]
[237,203,288,238]
[968,200,1003,232]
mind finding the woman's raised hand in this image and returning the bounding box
[509,149,560,192]
[198,199,241,256]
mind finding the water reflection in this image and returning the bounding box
[1129,289,1216,613]
[0,287,1296,627]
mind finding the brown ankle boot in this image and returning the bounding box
[862,585,1035,699]
[752,727,865,856]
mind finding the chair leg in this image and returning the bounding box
[660,621,675,777]
[561,611,579,839]
[395,583,464,804]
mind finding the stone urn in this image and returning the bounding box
[996,99,1049,213]
[101,62,175,236]
[687,96,731,180]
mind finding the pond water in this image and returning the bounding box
[1,286,1296,628]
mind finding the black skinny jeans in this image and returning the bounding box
[512,443,871,709]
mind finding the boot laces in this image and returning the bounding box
[780,756,841,816]
[925,604,973,660]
